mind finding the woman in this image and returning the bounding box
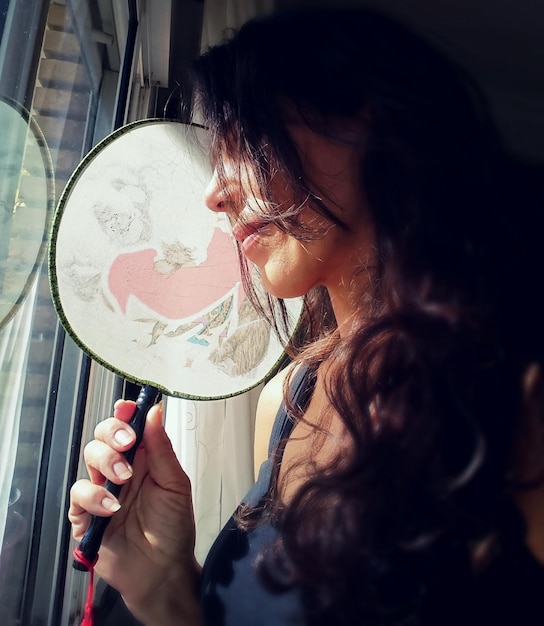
[69,7,544,625]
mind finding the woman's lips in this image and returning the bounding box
[232,221,268,244]
[232,220,269,257]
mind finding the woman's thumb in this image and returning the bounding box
[143,402,191,494]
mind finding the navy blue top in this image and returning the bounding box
[200,365,314,626]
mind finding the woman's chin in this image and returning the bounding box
[259,274,312,300]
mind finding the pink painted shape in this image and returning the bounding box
[108,228,243,320]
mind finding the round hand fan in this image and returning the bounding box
[50,118,301,401]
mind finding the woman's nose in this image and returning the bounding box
[204,172,224,213]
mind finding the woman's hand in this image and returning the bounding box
[69,400,203,625]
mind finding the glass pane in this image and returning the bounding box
[0,1,125,623]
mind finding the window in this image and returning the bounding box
[0,2,132,623]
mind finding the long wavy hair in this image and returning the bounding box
[190,8,544,624]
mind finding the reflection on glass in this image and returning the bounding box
[0,97,54,329]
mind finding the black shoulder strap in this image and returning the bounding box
[267,363,314,456]
[244,364,315,507]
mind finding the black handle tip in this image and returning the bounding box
[72,558,91,571]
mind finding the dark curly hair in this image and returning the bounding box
[190,7,544,624]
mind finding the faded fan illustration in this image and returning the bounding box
[51,121,301,399]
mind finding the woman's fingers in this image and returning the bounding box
[69,479,121,540]
[83,438,134,486]
[113,398,138,422]
[86,402,160,485]
[94,416,137,451]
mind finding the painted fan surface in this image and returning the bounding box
[0,97,54,329]
[50,119,301,400]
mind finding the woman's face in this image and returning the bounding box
[204,122,375,305]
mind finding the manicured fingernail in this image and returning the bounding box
[114,429,134,446]
[113,461,133,480]
[101,497,121,512]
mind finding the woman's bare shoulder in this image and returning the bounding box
[253,363,297,478]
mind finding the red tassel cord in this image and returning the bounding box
[73,547,98,626]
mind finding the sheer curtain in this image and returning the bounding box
[163,0,275,563]
[0,282,37,556]
[165,389,262,562]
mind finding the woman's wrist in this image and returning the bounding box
[125,557,204,626]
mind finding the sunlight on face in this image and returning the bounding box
[204,121,375,309]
